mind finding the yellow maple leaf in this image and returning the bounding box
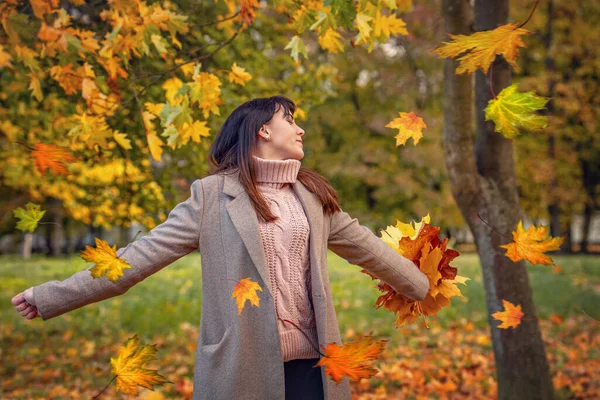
[162,77,184,105]
[355,13,374,40]
[373,10,408,38]
[80,237,132,282]
[318,27,344,54]
[491,299,524,329]
[146,131,164,162]
[500,220,565,265]
[436,275,470,299]
[109,334,171,395]
[316,335,388,383]
[379,213,430,255]
[229,62,252,86]
[180,120,211,144]
[430,22,532,75]
[386,111,426,146]
[113,131,132,150]
[231,277,263,315]
[144,102,165,116]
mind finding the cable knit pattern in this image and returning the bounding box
[251,155,320,362]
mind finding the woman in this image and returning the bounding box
[12,95,429,400]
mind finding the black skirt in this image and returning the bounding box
[283,357,325,400]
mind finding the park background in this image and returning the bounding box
[0,0,598,399]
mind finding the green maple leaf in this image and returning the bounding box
[14,202,46,233]
[484,83,550,139]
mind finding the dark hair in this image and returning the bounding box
[208,95,341,223]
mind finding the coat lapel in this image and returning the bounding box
[222,169,325,301]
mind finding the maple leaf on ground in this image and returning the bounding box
[484,83,550,138]
[231,277,263,315]
[385,111,426,146]
[316,335,388,384]
[30,143,77,176]
[108,334,171,396]
[491,299,524,329]
[80,237,132,282]
[430,22,532,75]
[500,219,565,265]
[13,202,46,232]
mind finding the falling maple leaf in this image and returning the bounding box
[13,202,46,232]
[386,111,426,146]
[500,220,565,265]
[430,22,532,75]
[80,237,132,282]
[484,83,550,138]
[231,277,263,315]
[491,299,524,329]
[30,143,77,176]
[315,335,388,384]
[108,334,171,396]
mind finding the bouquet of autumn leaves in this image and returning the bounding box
[362,214,468,329]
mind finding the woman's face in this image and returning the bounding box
[254,106,305,161]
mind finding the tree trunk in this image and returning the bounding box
[22,232,32,259]
[441,0,555,399]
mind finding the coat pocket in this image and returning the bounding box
[198,326,232,353]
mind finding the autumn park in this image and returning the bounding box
[1,0,599,399]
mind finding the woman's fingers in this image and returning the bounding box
[12,291,39,319]
[20,304,34,316]
[25,307,38,319]
[11,292,26,305]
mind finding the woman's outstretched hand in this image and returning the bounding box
[12,287,40,320]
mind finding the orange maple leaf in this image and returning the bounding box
[240,0,260,24]
[231,277,263,315]
[80,237,132,282]
[386,111,426,146]
[108,334,171,396]
[316,335,388,384]
[30,143,77,176]
[500,220,565,265]
[362,216,466,328]
[491,299,524,329]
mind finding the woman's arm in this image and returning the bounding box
[327,208,429,301]
[32,179,205,320]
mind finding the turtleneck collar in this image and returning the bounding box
[251,155,301,190]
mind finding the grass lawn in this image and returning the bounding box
[1,251,598,399]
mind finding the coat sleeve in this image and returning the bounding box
[32,179,205,321]
[327,208,429,301]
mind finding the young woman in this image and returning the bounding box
[12,96,429,400]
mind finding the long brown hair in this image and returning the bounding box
[207,96,341,223]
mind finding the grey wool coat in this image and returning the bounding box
[32,169,430,400]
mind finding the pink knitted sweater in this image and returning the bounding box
[251,155,320,362]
